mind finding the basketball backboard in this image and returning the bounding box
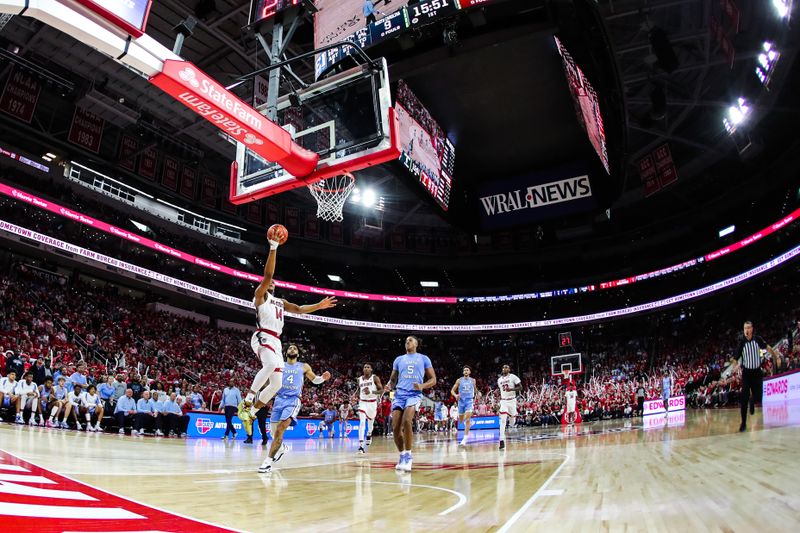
[230,58,399,205]
[550,353,582,377]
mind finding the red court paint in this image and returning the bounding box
[0,449,238,532]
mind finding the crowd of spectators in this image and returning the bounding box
[1,258,798,438]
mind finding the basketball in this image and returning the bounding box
[267,224,288,245]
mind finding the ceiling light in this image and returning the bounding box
[328,274,343,282]
[718,225,735,238]
[420,281,439,288]
[362,189,376,207]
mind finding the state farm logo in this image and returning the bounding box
[765,379,788,397]
[244,133,264,146]
[195,418,213,435]
[306,423,316,436]
[178,68,200,88]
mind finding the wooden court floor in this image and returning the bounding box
[1,407,799,532]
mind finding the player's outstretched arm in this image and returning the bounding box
[283,296,338,314]
[304,363,331,385]
[254,235,282,305]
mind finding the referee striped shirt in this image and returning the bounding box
[737,336,768,370]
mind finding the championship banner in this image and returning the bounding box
[186,412,362,440]
[285,206,300,234]
[653,143,678,188]
[477,163,595,230]
[390,232,406,251]
[118,134,139,171]
[201,175,216,207]
[0,67,42,123]
[638,153,660,197]
[161,156,180,191]
[246,202,261,223]
[68,107,105,154]
[180,166,197,199]
[329,221,343,243]
[139,146,158,180]
[265,201,279,224]
[305,214,319,239]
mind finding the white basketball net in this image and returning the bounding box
[307,173,355,222]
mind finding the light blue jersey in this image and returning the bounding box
[271,361,305,424]
[662,376,671,399]
[458,376,475,415]
[392,352,432,411]
[459,377,475,401]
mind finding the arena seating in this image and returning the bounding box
[1,261,797,434]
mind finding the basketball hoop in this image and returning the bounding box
[307,172,356,222]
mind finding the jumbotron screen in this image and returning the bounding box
[313,0,410,49]
[395,81,455,211]
[554,36,610,174]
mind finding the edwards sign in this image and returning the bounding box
[477,166,596,230]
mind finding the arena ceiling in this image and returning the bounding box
[0,0,797,241]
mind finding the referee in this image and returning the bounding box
[730,321,781,432]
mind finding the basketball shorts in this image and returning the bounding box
[566,401,577,413]
[322,420,335,430]
[499,398,518,417]
[662,392,670,406]
[458,398,474,416]
[358,401,377,420]
[434,412,444,421]
[250,332,285,370]
[270,396,301,425]
[392,393,422,411]
[2,397,10,407]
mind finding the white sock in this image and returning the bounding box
[50,406,59,419]
[510,416,517,429]
[244,392,255,403]
[85,413,91,422]
[499,413,508,440]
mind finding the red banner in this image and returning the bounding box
[266,202,279,224]
[329,222,343,243]
[653,143,678,188]
[139,146,158,180]
[390,232,406,251]
[180,166,197,199]
[305,215,320,239]
[118,134,139,171]
[149,60,317,177]
[201,175,216,207]
[285,206,300,235]
[68,107,105,153]
[246,202,262,223]
[161,156,180,191]
[0,68,41,123]
[638,154,660,197]
[221,198,237,214]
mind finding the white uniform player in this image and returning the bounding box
[356,363,383,454]
[565,384,578,425]
[245,227,337,418]
[497,365,521,450]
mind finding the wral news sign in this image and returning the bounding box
[477,166,596,229]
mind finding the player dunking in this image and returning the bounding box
[564,382,578,425]
[497,364,521,450]
[245,225,336,417]
[357,363,383,454]
[258,344,330,474]
[451,366,477,447]
[386,336,436,472]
